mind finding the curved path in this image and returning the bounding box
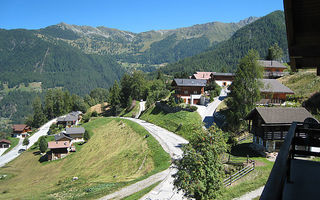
[0,118,57,167]
[100,118,189,200]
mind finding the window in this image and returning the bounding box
[193,91,198,94]
[184,90,188,94]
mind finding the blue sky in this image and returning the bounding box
[1,0,284,33]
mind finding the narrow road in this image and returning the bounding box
[135,101,146,119]
[196,89,227,128]
[100,118,189,200]
[233,186,264,200]
[0,117,57,167]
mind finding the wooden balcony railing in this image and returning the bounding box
[260,122,320,200]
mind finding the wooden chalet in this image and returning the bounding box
[12,124,31,138]
[65,127,85,142]
[54,132,72,142]
[258,60,288,79]
[210,72,235,87]
[47,141,71,161]
[0,139,11,148]
[258,79,294,105]
[171,78,206,105]
[246,107,315,152]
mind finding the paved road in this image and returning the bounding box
[233,186,264,200]
[196,89,227,128]
[0,118,57,167]
[100,118,189,200]
[136,101,146,118]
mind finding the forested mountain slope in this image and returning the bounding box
[161,10,287,76]
[0,29,124,95]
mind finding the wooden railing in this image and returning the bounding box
[260,122,320,200]
[223,161,256,187]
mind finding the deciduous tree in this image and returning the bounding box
[173,127,228,200]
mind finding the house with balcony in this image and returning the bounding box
[191,72,213,82]
[171,78,206,105]
[258,79,294,105]
[245,107,315,152]
[210,72,235,87]
[259,60,288,79]
[12,124,31,138]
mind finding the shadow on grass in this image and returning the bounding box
[230,143,265,157]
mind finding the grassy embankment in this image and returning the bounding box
[120,102,140,118]
[0,117,170,199]
[140,104,203,140]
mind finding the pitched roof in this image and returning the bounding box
[0,139,11,144]
[260,79,294,94]
[66,127,85,135]
[12,124,29,131]
[172,79,207,87]
[192,72,213,80]
[246,107,315,124]
[54,132,73,141]
[48,141,70,149]
[258,60,287,69]
[57,115,78,122]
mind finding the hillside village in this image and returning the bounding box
[0,2,320,200]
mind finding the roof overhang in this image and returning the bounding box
[283,0,320,75]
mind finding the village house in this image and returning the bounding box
[54,132,73,142]
[210,72,235,87]
[65,127,85,142]
[12,124,31,138]
[171,78,206,105]
[245,107,315,152]
[47,141,71,161]
[191,72,213,82]
[258,60,288,79]
[57,114,78,127]
[0,139,11,148]
[258,79,294,105]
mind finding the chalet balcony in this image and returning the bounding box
[260,122,320,200]
[263,71,289,79]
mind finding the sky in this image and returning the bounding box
[0,0,284,33]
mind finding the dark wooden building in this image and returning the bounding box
[259,79,294,105]
[171,78,206,105]
[245,107,315,152]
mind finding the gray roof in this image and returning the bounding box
[246,107,314,124]
[260,79,294,94]
[66,127,85,135]
[258,60,287,69]
[54,132,72,141]
[57,115,78,122]
[211,72,235,77]
[173,79,207,87]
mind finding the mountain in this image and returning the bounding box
[0,28,124,96]
[38,17,258,67]
[161,10,287,76]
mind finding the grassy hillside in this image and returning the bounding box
[140,105,203,140]
[279,69,320,98]
[0,118,170,199]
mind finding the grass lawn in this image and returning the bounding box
[2,137,20,155]
[140,104,203,140]
[219,142,274,200]
[0,117,170,200]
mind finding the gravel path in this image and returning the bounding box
[233,186,264,200]
[100,118,189,200]
[0,117,57,167]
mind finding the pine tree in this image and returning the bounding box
[32,96,47,128]
[267,43,284,61]
[44,90,54,119]
[226,49,263,131]
[108,81,121,114]
[39,136,48,153]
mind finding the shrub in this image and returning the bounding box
[190,106,198,112]
[91,111,98,117]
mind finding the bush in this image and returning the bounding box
[91,111,98,117]
[190,106,198,112]
[82,112,91,123]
